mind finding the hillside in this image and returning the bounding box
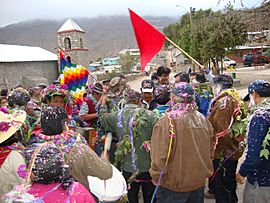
[238,1,270,31]
[0,2,268,61]
[0,16,176,61]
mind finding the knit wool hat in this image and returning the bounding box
[8,88,30,107]
[172,82,194,98]
[92,83,103,95]
[127,89,141,102]
[212,74,233,89]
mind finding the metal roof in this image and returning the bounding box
[0,44,58,62]
[235,45,270,50]
[57,18,84,33]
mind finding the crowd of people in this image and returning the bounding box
[0,65,269,203]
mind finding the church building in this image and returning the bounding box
[57,19,89,68]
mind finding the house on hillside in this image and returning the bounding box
[226,29,270,63]
[227,45,270,63]
[89,62,102,72]
[102,57,119,66]
[0,44,59,89]
[247,30,270,43]
[119,49,140,56]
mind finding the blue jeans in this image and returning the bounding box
[156,186,204,203]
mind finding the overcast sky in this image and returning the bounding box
[0,0,260,28]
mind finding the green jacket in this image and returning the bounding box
[99,103,159,173]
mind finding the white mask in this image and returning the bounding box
[249,94,256,106]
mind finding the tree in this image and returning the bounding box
[96,57,102,62]
[119,54,139,73]
[265,48,270,58]
[164,6,247,74]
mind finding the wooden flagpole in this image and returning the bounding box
[58,46,99,82]
[165,37,205,71]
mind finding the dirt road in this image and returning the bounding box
[127,66,270,203]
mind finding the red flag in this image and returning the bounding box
[129,9,166,72]
[59,50,64,59]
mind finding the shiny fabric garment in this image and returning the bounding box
[150,110,214,192]
[28,182,96,203]
[208,92,245,160]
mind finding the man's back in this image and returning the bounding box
[150,110,214,193]
[99,103,159,173]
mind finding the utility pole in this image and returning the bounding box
[189,7,193,27]
[189,7,195,72]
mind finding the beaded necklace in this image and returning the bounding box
[34,131,78,156]
[5,142,25,155]
[167,101,197,112]
[166,101,197,137]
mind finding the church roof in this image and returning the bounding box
[57,18,84,33]
[0,44,58,62]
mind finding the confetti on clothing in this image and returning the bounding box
[239,99,270,186]
[33,130,86,157]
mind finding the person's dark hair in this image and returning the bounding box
[38,84,47,90]
[102,79,111,85]
[196,74,206,83]
[25,144,73,189]
[0,96,7,104]
[0,135,18,147]
[151,72,158,81]
[8,88,30,108]
[157,66,171,77]
[255,89,270,98]
[180,73,190,83]
[28,87,41,98]
[154,86,170,105]
[0,89,8,97]
[127,89,141,103]
[41,106,68,135]
[52,80,61,86]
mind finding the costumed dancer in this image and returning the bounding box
[150,82,213,203]
[99,89,159,203]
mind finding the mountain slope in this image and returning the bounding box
[0,16,176,61]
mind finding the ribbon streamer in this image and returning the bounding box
[129,113,137,173]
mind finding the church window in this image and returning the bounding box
[80,38,84,49]
[64,37,71,49]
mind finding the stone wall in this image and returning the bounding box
[0,61,59,89]
[57,32,87,50]
[66,49,89,68]
[57,31,89,68]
